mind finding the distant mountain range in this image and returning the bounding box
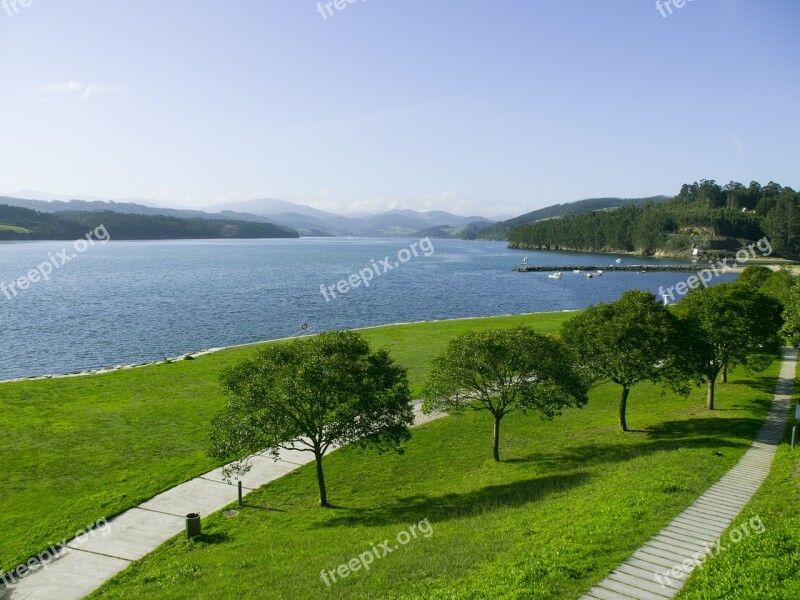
[0,191,672,240]
[0,192,496,238]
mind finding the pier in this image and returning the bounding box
[513,265,706,273]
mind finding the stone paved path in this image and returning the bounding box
[5,403,442,600]
[579,349,797,600]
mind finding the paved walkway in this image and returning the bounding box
[580,349,797,600]
[5,403,444,600]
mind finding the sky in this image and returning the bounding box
[0,0,798,218]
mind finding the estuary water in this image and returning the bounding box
[0,237,734,380]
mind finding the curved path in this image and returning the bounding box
[579,349,797,600]
[4,404,443,600]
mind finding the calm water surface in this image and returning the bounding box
[0,238,734,380]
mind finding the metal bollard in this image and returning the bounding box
[238,481,243,507]
[792,426,797,451]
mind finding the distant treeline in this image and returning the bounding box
[507,181,800,258]
[0,205,299,240]
[477,195,670,241]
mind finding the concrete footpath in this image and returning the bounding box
[5,403,443,600]
[579,349,797,600]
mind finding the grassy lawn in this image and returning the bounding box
[675,382,800,600]
[0,311,571,574]
[86,361,781,599]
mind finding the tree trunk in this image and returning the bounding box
[619,386,630,432]
[314,451,328,507]
[707,376,716,410]
[721,362,728,384]
[492,414,501,462]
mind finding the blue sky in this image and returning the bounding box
[0,0,798,217]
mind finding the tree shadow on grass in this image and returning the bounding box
[192,531,232,545]
[726,375,780,397]
[240,503,286,512]
[313,471,592,529]
[505,417,759,472]
[646,416,764,441]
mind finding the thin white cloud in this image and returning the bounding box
[40,81,125,100]
[40,80,84,93]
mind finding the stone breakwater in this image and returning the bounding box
[513,265,727,273]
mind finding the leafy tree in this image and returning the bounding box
[780,277,800,349]
[561,290,680,432]
[760,269,795,307]
[738,265,774,289]
[673,283,782,409]
[209,330,413,507]
[422,327,588,462]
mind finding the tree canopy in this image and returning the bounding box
[422,327,588,462]
[779,276,800,349]
[209,330,413,507]
[560,290,681,432]
[673,283,783,410]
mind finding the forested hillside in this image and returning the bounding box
[507,180,800,258]
[477,195,669,240]
[0,205,299,240]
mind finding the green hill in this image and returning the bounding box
[478,196,670,240]
[0,204,299,240]
[507,180,800,259]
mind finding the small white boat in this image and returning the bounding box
[548,272,562,279]
[615,258,623,264]
[585,273,594,279]
[573,269,581,273]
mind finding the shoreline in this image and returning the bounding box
[0,310,579,385]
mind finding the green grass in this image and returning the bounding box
[0,224,32,233]
[675,385,800,599]
[86,361,781,599]
[0,311,571,573]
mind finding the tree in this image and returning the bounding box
[560,290,680,432]
[780,277,800,349]
[422,327,588,462]
[209,330,413,507]
[673,283,782,410]
[760,269,795,307]
[738,265,774,289]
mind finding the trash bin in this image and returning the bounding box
[186,513,201,539]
